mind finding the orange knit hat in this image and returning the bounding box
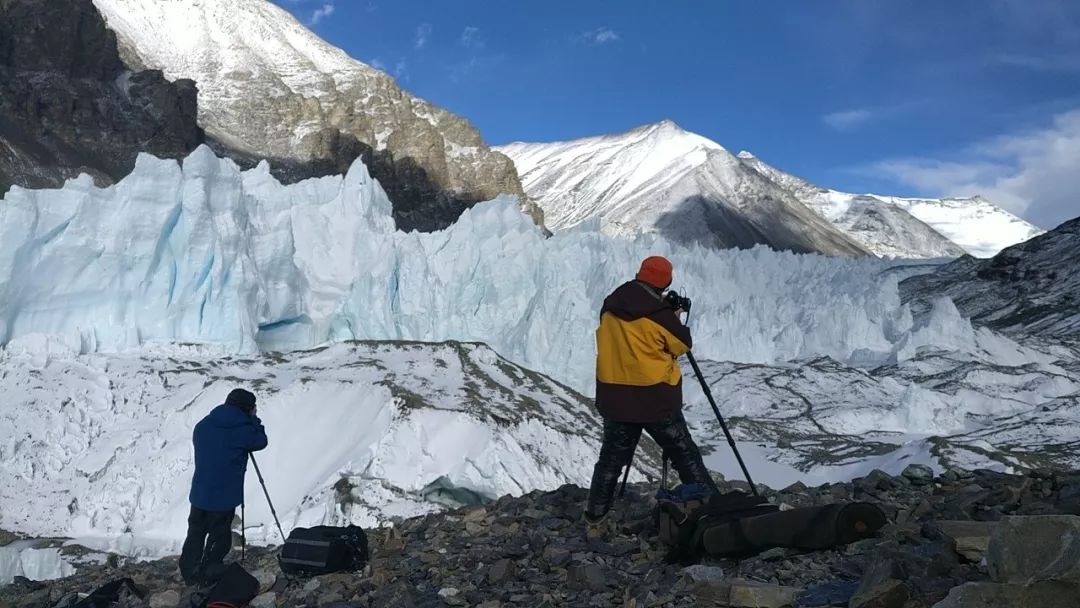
[636,256,673,289]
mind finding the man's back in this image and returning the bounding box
[190,403,268,512]
[595,279,692,423]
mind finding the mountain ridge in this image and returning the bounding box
[501,121,1043,258]
[498,120,871,256]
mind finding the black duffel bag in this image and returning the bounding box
[699,502,887,557]
[201,563,260,608]
[72,578,144,607]
[279,525,369,576]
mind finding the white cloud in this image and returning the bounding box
[369,57,387,71]
[823,108,876,130]
[447,56,480,83]
[868,108,1080,229]
[460,26,485,50]
[309,2,334,25]
[415,23,432,50]
[993,53,1080,72]
[580,27,621,46]
[394,58,408,81]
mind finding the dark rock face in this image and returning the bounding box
[0,0,202,195]
[900,216,1080,339]
[4,468,1080,607]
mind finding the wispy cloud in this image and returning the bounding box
[823,108,876,131]
[447,56,480,83]
[460,26,485,50]
[579,27,621,46]
[992,52,1080,72]
[415,23,432,50]
[394,58,409,82]
[369,57,387,71]
[864,108,1080,229]
[309,2,334,25]
[822,102,926,131]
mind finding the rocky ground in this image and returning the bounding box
[3,466,1079,608]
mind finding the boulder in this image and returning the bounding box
[937,520,999,562]
[727,579,799,608]
[986,515,1080,584]
[902,464,935,485]
[932,581,1080,608]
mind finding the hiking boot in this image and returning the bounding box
[584,513,609,541]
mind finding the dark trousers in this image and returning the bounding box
[178,506,235,583]
[586,411,718,519]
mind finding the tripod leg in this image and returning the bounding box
[241,502,245,561]
[685,351,758,495]
[249,454,287,542]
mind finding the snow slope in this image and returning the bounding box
[738,152,1042,258]
[497,121,870,256]
[0,340,647,557]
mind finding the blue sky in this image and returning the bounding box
[278,0,1080,229]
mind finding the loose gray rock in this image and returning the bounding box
[902,464,935,485]
[987,515,1080,584]
[933,581,1080,608]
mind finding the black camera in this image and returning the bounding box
[664,290,691,313]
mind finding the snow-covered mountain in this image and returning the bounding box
[2,147,1077,558]
[737,152,965,258]
[738,151,1043,258]
[497,121,870,256]
[499,121,1041,259]
[90,0,540,232]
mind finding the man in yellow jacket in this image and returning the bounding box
[585,256,718,531]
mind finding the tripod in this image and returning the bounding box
[249,453,287,544]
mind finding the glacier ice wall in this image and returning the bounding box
[1,146,960,391]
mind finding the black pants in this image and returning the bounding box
[178,506,235,584]
[586,411,718,519]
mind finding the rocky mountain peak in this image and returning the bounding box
[91,0,543,233]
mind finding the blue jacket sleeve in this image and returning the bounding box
[232,415,268,452]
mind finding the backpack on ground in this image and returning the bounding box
[655,485,778,562]
[72,578,145,607]
[278,525,369,577]
[699,502,887,557]
[201,563,260,608]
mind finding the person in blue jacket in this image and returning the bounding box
[179,388,268,585]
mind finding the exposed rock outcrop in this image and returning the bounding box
[901,216,1080,338]
[0,0,202,194]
